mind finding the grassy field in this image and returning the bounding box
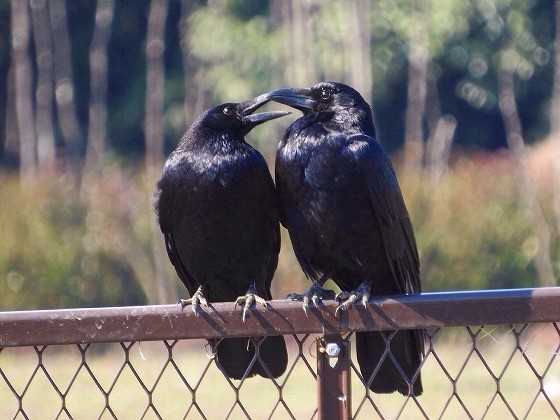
[1,325,559,419]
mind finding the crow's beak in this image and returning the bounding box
[239,93,291,129]
[266,88,316,112]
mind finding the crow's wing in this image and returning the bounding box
[162,231,198,296]
[347,134,421,294]
[154,157,199,297]
[264,179,281,299]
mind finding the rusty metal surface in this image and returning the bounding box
[1,287,559,347]
[317,334,351,420]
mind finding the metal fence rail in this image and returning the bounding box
[1,288,559,419]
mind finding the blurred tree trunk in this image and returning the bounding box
[498,63,556,287]
[145,0,166,171]
[552,0,560,237]
[286,0,317,86]
[4,66,19,162]
[403,4,428,174]
[276,0,292,87]
[269,5,285,109]
[145,0,173,304]
[49,0,82,175]
[425,66,455,184]
[11,0,36,183]
[30,0,55,170]
[179,0,195,126]
[0,11,9,163]
[347,0,372,101]
[189,1,215,120]
[552,0,560,135]
[82,0,114,188]
[424,67,442,137]
[426,115,456,184]
[267,0,292,163]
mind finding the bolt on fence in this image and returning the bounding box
[0,287,559,419]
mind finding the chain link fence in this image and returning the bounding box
[1,288,559,419]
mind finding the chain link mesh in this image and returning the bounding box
[1,322,559,419]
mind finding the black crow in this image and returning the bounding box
[268,82,424,395]
[154,94,289,379]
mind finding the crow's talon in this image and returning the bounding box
[178,286,208,316]
[235,285,267,322]
[287,283,335,315]
[335,282,371,316]
[335,297,357,316]
[302,296,310,317]
[335,291,350,302]
[312,295,320,307]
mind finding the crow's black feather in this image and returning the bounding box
[270,82,424,395]
[154,98,288,379]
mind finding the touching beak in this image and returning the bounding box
[266,88,316,112]
[239,93,291,130]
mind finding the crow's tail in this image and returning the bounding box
[355,329,424,396]
[215,335,288,380]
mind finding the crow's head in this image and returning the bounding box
[202,94,290,136]
[266,82,375,136]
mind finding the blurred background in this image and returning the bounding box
[0,0,558,310]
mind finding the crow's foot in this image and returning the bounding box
[235,282,267,322]
[287,283,336,316]
[178,285,208,316]
[335,282,371,316]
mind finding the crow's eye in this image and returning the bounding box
[320,89,331,100]
[223,107,234,116]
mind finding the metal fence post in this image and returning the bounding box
[317,334,351,420]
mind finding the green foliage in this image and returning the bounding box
[371,0,471,55]
[1,0,551,157]
[188,6,279,102]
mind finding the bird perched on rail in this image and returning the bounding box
[153,94,289,379]
[267,82,424,395]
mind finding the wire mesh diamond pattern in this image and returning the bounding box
[0,323,559,419]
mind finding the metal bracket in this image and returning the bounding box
[317,334,351,420]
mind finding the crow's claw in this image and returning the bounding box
[335,282,371,316]
[178,286,208,316]
[312,294,321,307]
[235,283,267,322]
[287,283,335,316]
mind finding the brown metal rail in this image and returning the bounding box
[1,287,559,347]
[1,287,559,420]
